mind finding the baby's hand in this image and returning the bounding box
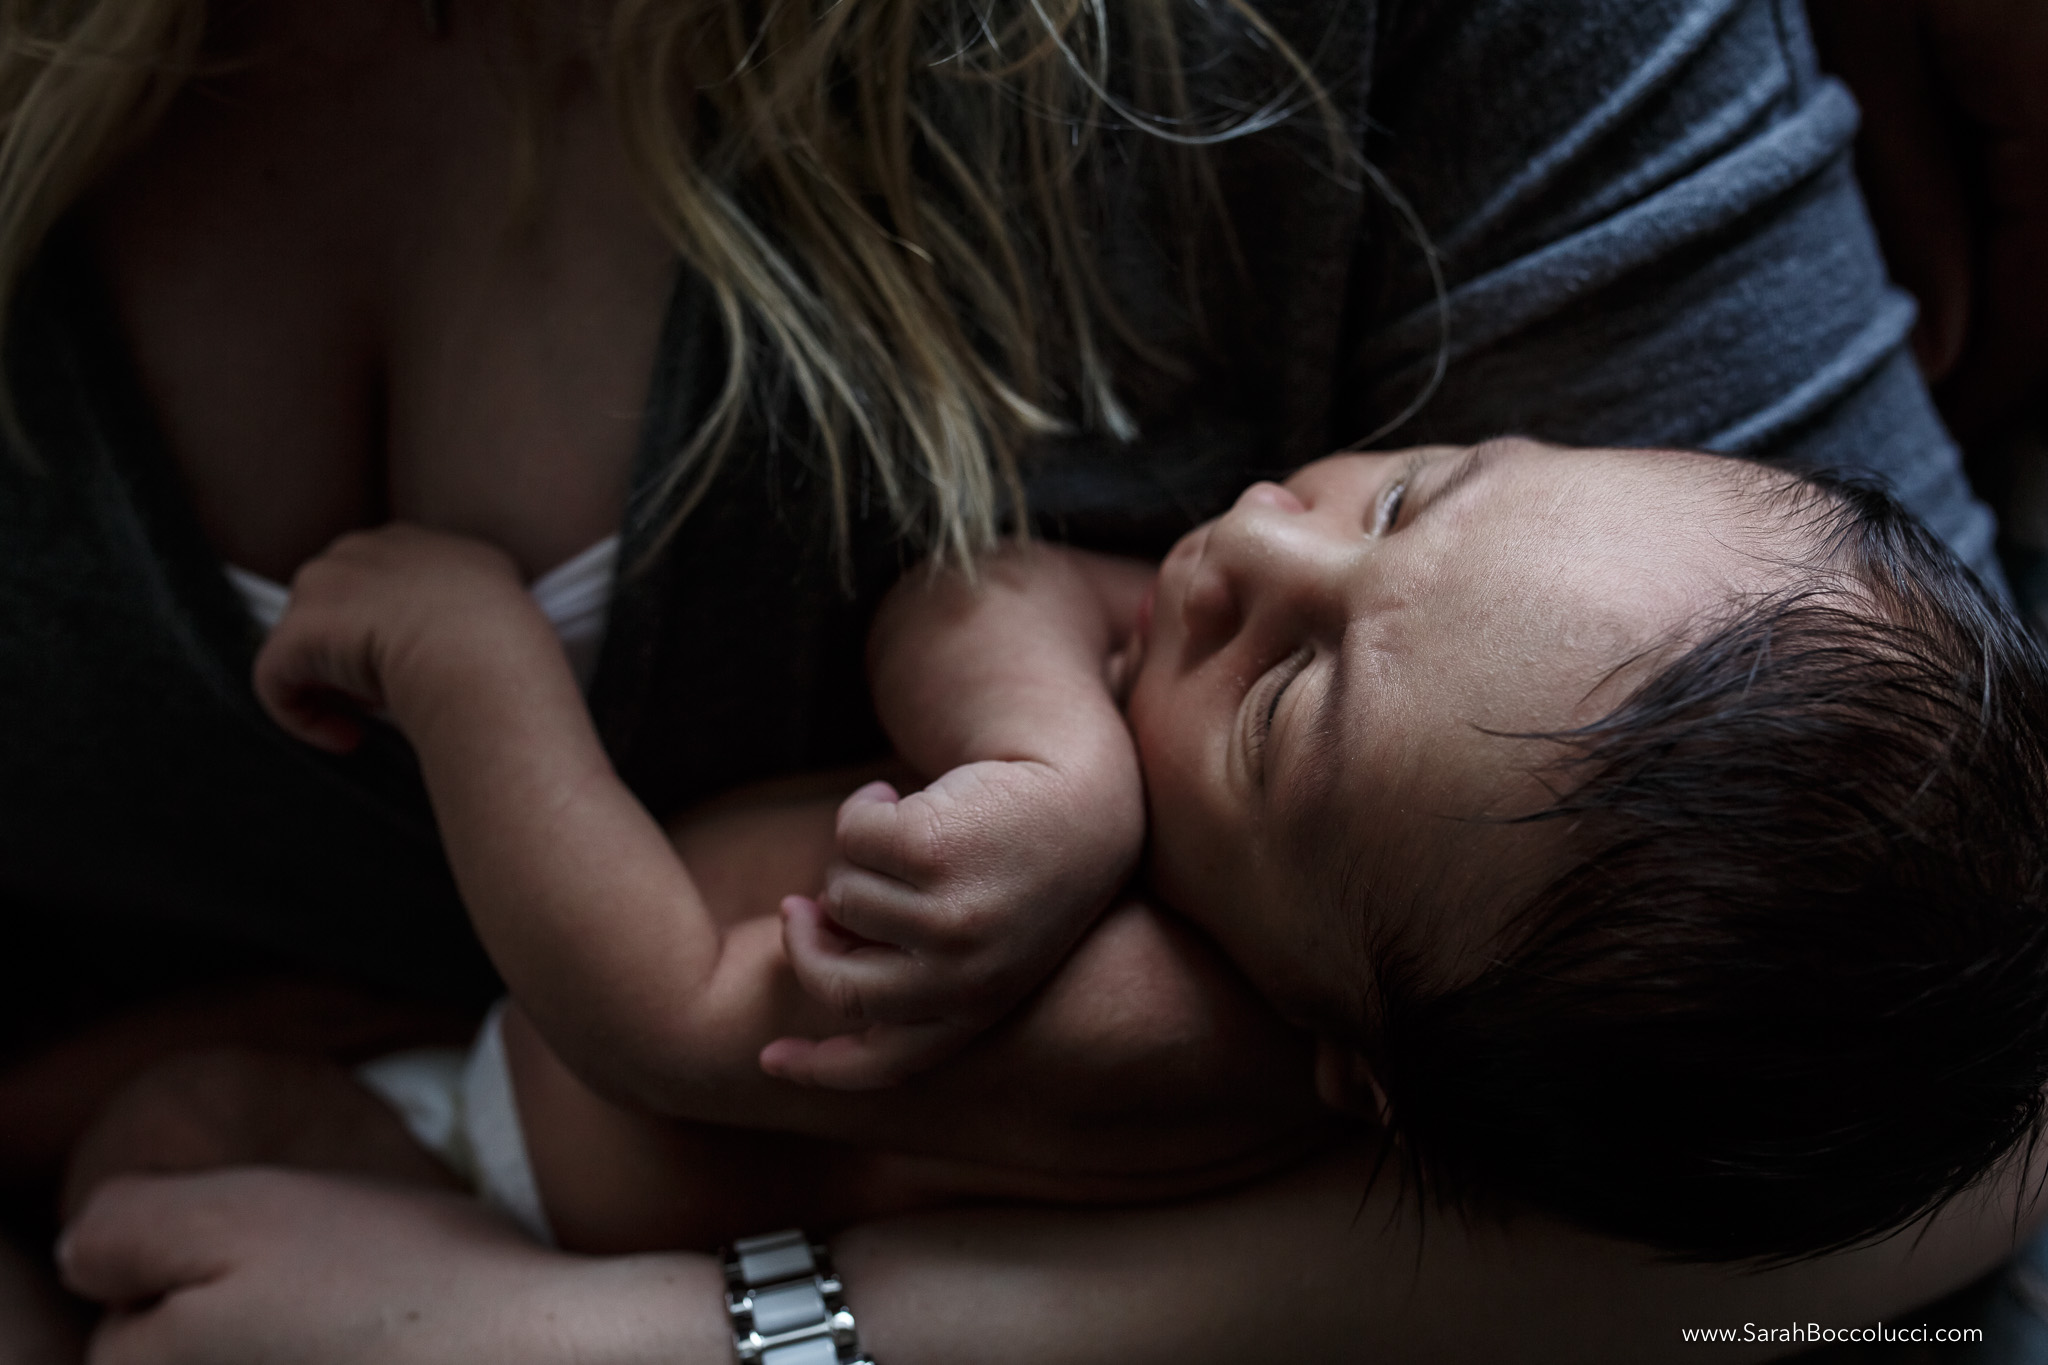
[763,758,1142,1090]
[252,525,534,752]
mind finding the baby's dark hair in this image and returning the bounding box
[1366,470,2048,1263]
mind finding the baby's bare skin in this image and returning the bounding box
[509,773,1331,1252]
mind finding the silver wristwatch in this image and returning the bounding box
[722,1229,876,1365]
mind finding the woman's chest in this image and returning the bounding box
[85,2,675,582]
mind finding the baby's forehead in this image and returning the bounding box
[1648,464,1852,612]
[1525,456,1840,628]
[1626,454,1832,546]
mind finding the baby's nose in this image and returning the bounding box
[1181,487,1300,644]
[1182,539,1242,649]
[1182,489,1345,648]
[1234,480,1308,515]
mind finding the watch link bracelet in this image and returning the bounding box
[722,1229,876,1365]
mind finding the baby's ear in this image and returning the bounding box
[1313,1038,1390,1124]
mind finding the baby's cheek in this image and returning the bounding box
[1123,653,1204,777]
[1124,674,1234,903]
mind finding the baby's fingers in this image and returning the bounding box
[758,1021,977,1091]
[250,633,381,754]
[781,894,954,1026]
[818,859,968,958]
[834,780,956,888]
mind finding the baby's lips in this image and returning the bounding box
[847,779,900,806]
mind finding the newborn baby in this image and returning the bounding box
[70,440,2048,1264]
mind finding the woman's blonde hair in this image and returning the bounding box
[0,0,1331,566]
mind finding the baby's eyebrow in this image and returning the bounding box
[1422,445,1492,516]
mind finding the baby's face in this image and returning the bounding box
[1124,439,1809,1032]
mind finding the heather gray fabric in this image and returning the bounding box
[0,0,1996,1004]
[1347,0,1995,573]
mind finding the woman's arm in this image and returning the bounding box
[58,1170,729,1365]
[60,1136,2044,1365]
[839,1143,2043,1364]
[1348,0,2002,584]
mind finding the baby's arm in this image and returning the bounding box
[768,543,1151,1088]
[252,526,804,1110]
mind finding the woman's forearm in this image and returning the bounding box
[58,1169,733,1365]
[58,1137,2041,1365]
[830,1140,2039,1365]
[520,1251,734,1365]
